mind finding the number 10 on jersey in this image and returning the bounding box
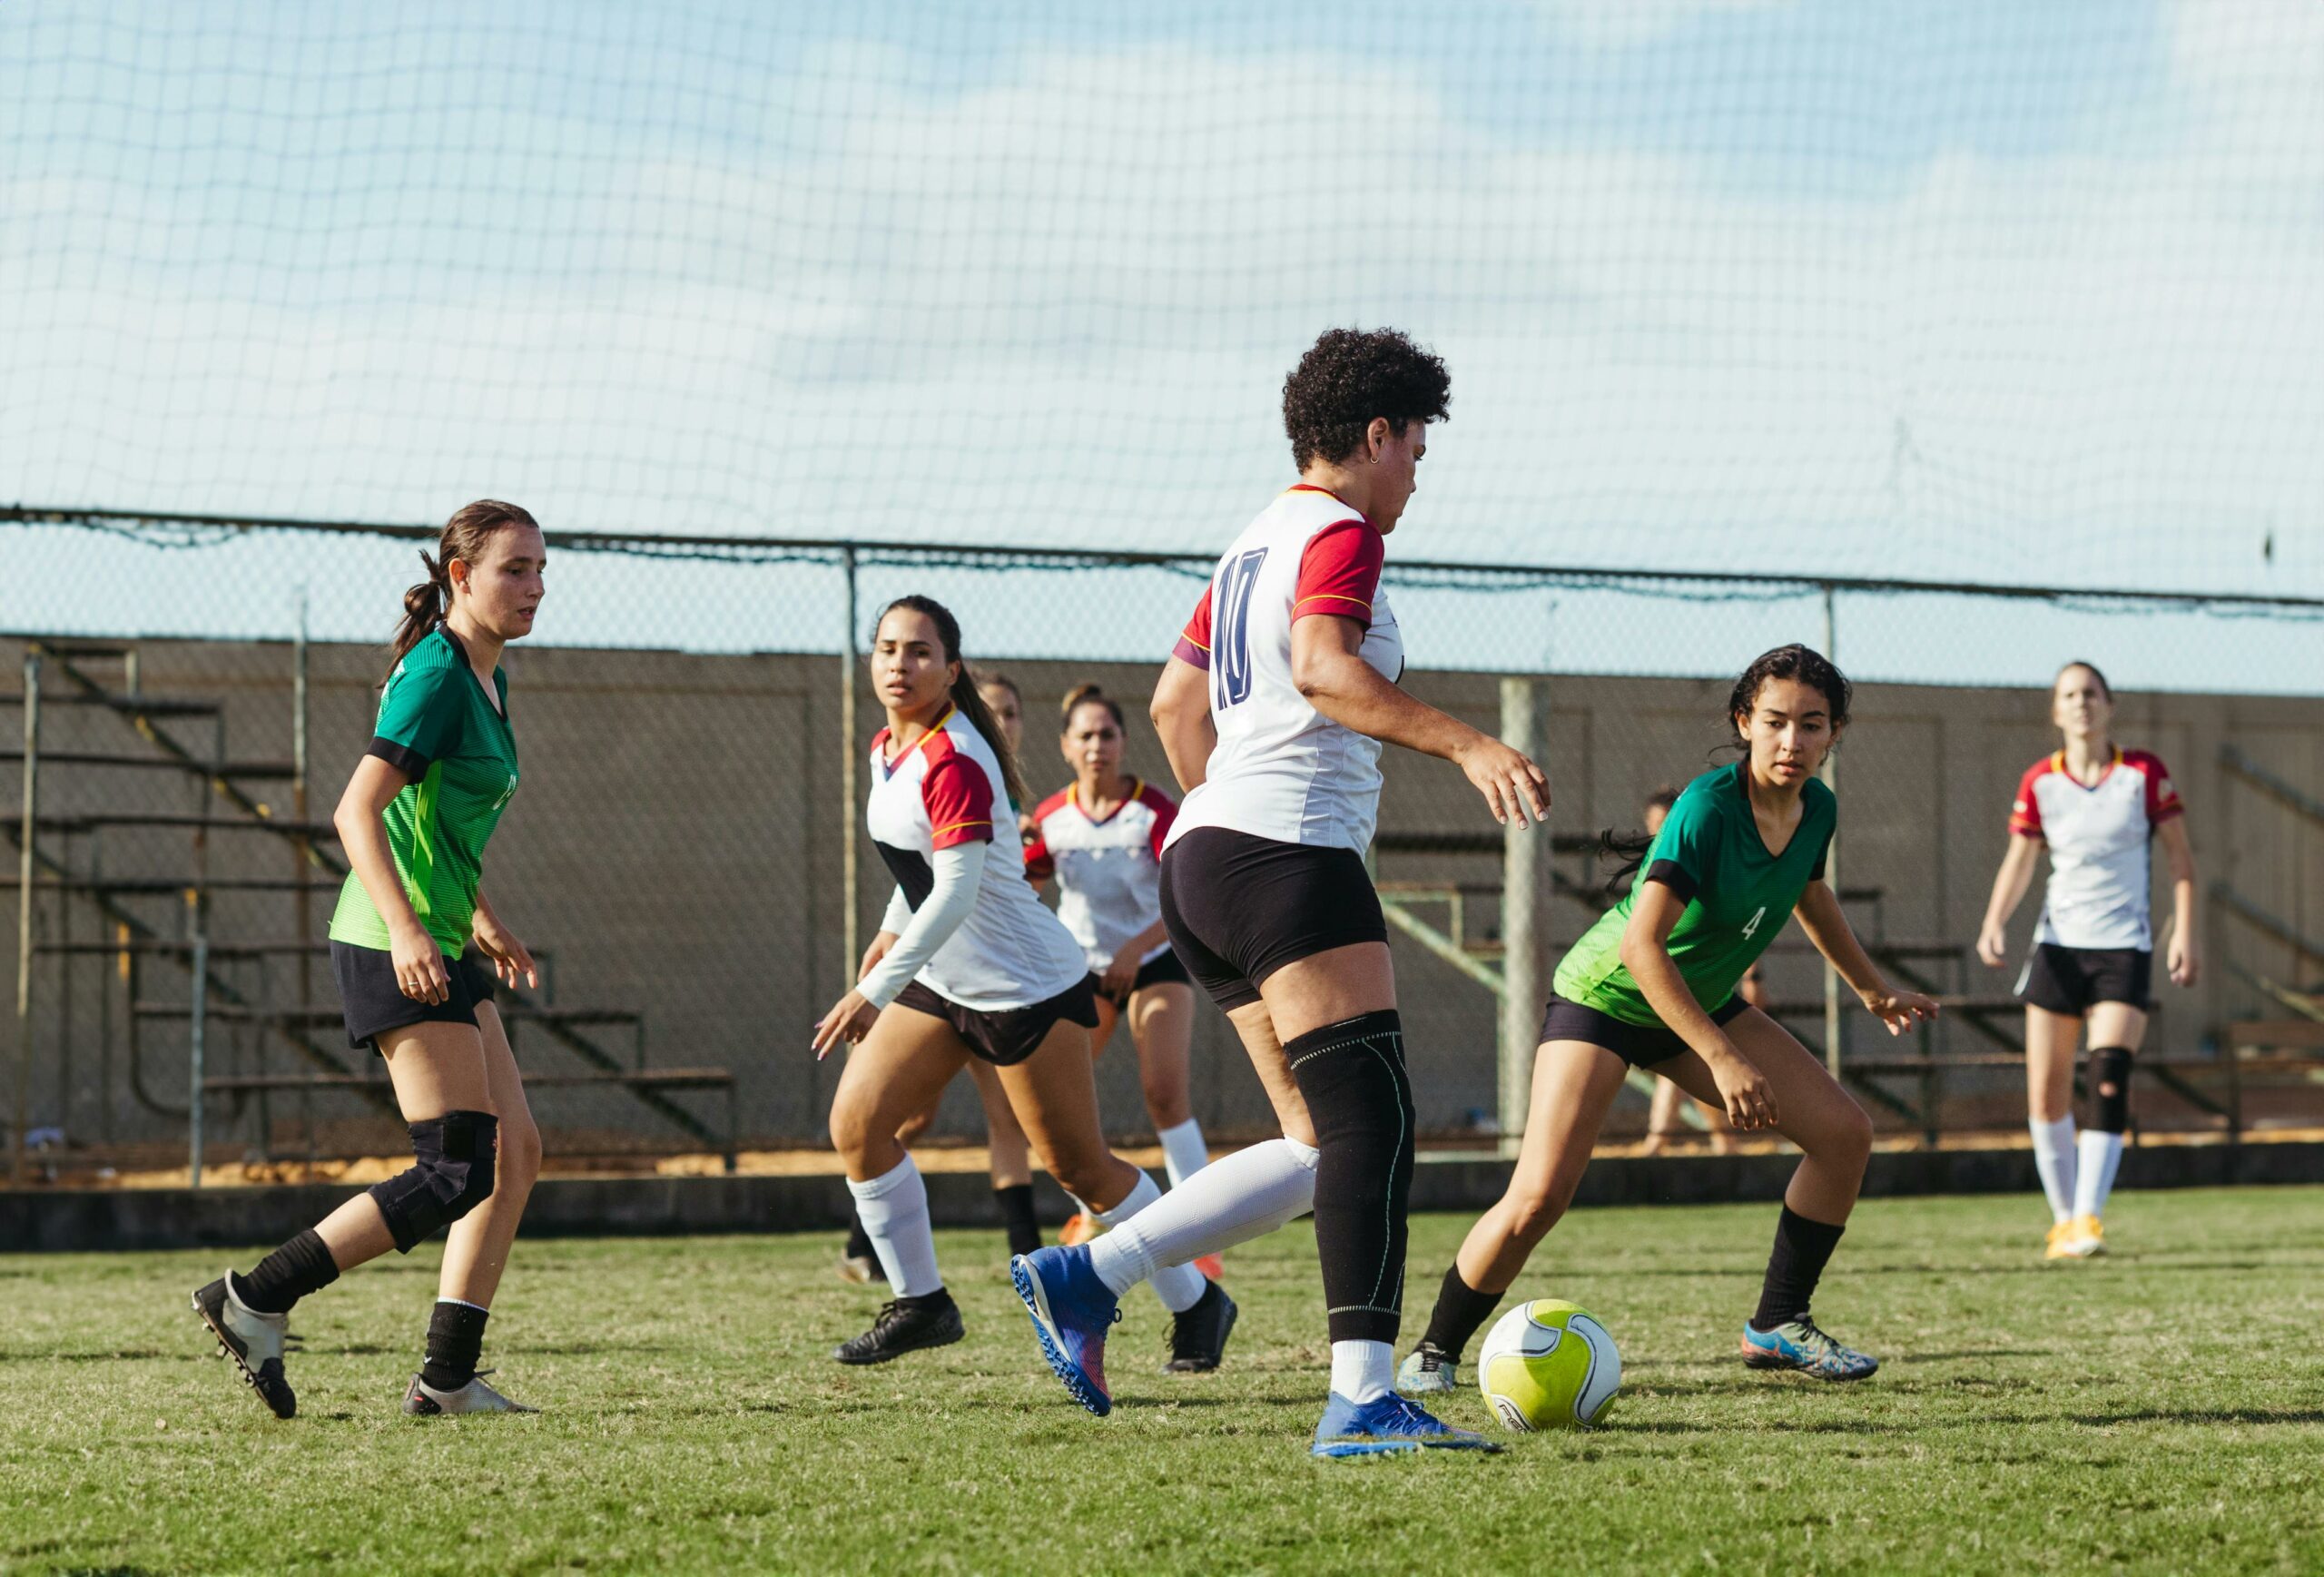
[1213,548,1269,709]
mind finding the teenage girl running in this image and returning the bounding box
[1399,646,1937,1395]
[1638,786,1748,1156]
[838,675,1049,1279]
[1026,685,1218,1273]
[1975,661,2198,1259]
[814,597,1234,1381]
[1011,328,1550,1458]
[192,500,547,1419]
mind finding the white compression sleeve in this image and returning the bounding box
[1088,1138,1320,1296]
[857,843,988,1008]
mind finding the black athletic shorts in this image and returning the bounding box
[893,976,1100,1067]
[330,940,500,1051]
[1088,947,1193,1008]
[1157,827,1388,1012]
[2017,943,2152,1017]
[1539,992,1751,1071]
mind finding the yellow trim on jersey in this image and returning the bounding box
[1294,593,1374,614]
[931,818,991,837]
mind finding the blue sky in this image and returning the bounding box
[2,1,2321,680]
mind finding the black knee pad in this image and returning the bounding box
[1285,1009,1414,1344]
[2086,1047,2134,1135]
[368,1110,498,1253]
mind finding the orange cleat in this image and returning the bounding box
[1059,1210,1098,1247]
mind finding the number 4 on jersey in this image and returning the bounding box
[1213,547,1269,709]
[1741,905,1765,939]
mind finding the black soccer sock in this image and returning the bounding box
[235,1227,340,1315]
[994,1183,1041,1257]
[420,1298,491,1391]
[1284,1010,1414,1346]
[1751,1204,1846,1330]
[1420,1263,1504,1362]
[844,1211,875,1262]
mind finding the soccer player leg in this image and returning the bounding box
[2024,1004,2083,1248]
[827,1002,970,1364]
[2071,1000,2145,1252]
[1672,1010,1880,1381]
[1404,1037,1630,1396]
[964,1057,1044,1257]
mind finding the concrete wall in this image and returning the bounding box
[5,635,2318,1160]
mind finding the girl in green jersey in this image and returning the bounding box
[1401,646,1937,1390]
[192,500,547,1420]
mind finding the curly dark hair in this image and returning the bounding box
[1728,644,1851,745]
[1281,327,1451,468]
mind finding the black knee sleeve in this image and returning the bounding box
[368,1110,498,1253]
[1285,1010,1413,1345]
[2086,1047,2134,1135]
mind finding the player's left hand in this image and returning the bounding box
[1099,947,1140,999]
[470,912,539,991]
[812,989,881,1060]
[1862,987,1940,1036]
[2167,934,2201,988]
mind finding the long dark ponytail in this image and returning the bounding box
[875,595,1031,811]
[388,498,539,681]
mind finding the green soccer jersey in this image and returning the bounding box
[328,626,519,957]
[1553,761,1835,1027]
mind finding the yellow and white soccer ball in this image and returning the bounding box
[1476,1298,1620,1430]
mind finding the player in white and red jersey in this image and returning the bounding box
[1024,685,1225,1290]
[1009,328,1549,1460]
[812,597,1233,1382]
[1976,661,2201,1260]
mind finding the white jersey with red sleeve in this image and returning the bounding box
[2008,746,2185,951]
[1163,484,1404,854]
[865,706,1087,1010]
[1024,779,1177,971]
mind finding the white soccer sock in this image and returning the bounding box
[1157,1118,1211,1188]
[1088,1137,1321,1296]
[846,1156,942,1299]
[2073,1129,2124,1221]
[1330,1339,1394,1405]
[1094,1168,1206,1314]
[2030,1115,2078,1225]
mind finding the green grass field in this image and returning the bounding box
[5,1186,2321,1575]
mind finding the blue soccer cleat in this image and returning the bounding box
[1011,1246,1121,1417]
[1739,1316,1879,1381]
[1311,1391,1502,1460]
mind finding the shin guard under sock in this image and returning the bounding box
[1285,1010,1413,1346]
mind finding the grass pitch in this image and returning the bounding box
[5,1186,2321,1575]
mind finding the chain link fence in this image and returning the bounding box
[4,510,2322,1177]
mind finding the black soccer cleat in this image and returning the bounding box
[192,1273,298,1419]
[1161,1280,1237,1375]
[832,1293,965,1365]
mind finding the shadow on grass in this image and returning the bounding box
[2073,1408,2324,1427]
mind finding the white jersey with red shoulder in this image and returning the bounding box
[2009,746,2184,951]
[866,706,1087,1010]
[1165,484,1403,853]
[1024,779,1177,972]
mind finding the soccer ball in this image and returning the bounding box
[1476,1298,1620,1430]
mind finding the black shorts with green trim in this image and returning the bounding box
[1538,992,1751,1070]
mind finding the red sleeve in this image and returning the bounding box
[1292,520,1384,625]
[1137,782,1177,860]
[1021,791,1068,884]
[2129,750,2185,825]
[921,744,995,851]
[1171,586,1212,670]
[2008,761,2047,839]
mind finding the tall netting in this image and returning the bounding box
[5,2,2323,593]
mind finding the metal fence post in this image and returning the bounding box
[841,547,861,975]
[13,647,40,1184]
[1499,675,1553,1158]
[1821,585,1842,1076]
[189,931,208,1187]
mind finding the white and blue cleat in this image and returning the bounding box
[1011,1245,1121,1417]
[1739,1316,1879,1381]
[1311,1392,1502,1460]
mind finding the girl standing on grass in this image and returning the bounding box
[193,500,547,1419]
[1399,646,1937,1396]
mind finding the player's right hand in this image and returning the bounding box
[1458,735,1551,829]
[391,922,450,1004]
[1974,922,2008,969]
[1708,1049,1777,1131]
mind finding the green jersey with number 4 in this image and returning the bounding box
[1553,761,1835,1028]
[328,626,520,957]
